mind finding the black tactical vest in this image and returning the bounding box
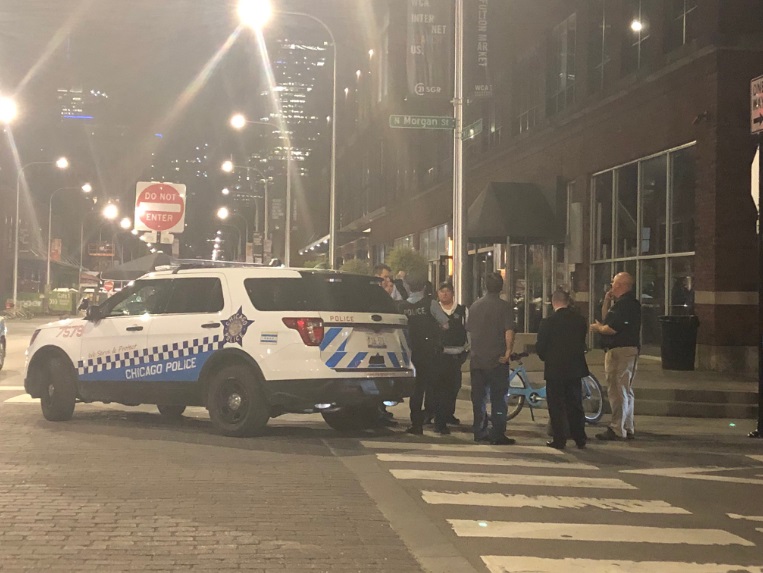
[400,295,441,361]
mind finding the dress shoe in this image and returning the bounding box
[378,417,399,427]
[405,425,423,435]
[474,435,491,443]
[575,441,587,450]
[490,436,516,446]
[447,416,461,425]
[434,426,451,435]
[596,428,625,441]
[546,440,566,450]
[626,432,635,440]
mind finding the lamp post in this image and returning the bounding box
[13,157,69,310]
[221,158,270,261]
[46,183,92,295]
[217,206,248,261]
[79,202,118,293]
[237,1,337,269]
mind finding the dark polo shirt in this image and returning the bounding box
[466,293,516,369]
[601,291,641,350]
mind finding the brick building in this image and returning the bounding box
[303,0,763,374]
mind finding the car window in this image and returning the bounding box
[164,278,224,314]
[102,280,173,317]
[245,273,399,313]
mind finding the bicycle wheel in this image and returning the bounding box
[581,374,604,424]
[505,371,527,421]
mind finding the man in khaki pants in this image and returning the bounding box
[590,272,641,441]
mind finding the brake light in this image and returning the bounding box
[29,329,41,346]
[282,318,324,346]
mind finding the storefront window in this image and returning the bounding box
[670,146,696,253]
[593,173,613,260]
[615,163,638,258]
[640,154,667,256]
[640,258,666,356]
[668,256,694,315]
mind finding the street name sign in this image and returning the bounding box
[389,115,455,130]
[134,182,186,234]
[752,74,763,135]
[462,118,483,140]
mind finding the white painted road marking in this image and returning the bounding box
[449,520,753,545]
[376,453,598,471]
[421,491,690,514]
[4,394,37,403]
[749,455,763,463]
[728,513,763,522]
[481,556,763,573]
[622,466,763,486]
[0,386,26,391]
[390,469,636,489]
[361,440,565,455]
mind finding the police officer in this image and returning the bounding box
[437,282,468,430]
[400,269,448,435]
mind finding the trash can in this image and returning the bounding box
[658,315,700,371]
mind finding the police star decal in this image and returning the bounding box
[222,307,254,346]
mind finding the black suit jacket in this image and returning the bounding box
[536,307,590,381]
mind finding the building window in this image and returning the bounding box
[590,143,697,356]
[667,0,698,51]
[546,13,576,116]
[622,0,652,74]
[394,234,414,250]
[587,0,612,93]
[512,48,542,134]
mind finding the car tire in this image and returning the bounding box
[207,364,269,437]
[157,404,186,419]
[322,405,378,433]
[0,338,5,371]
[40,355,77,422]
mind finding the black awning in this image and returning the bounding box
[467,182,563,243]
[101,253,172,281]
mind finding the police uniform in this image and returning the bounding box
[439,303,468,427]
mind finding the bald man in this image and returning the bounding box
[590,272,641,441]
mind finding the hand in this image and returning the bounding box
[604,290,614,301]
[498,353,511,364]
[589,320,603,334]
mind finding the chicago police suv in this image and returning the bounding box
[24,264,414,436]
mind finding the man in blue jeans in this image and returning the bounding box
[466,272,517,445]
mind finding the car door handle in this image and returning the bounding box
[201,322,221,329]
[125,326,143,332]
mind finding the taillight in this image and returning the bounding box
[282,318,324,346]
[29,329,41,346]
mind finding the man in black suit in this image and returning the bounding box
[536,290,589,450]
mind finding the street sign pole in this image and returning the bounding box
[452,0,466,305]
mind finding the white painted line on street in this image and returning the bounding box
[622,466,763,486]
[748,455,763,463]
[360,441,565,455]
[449,520,753,546]
[482,556,763,573]
[4,394,37,403]
[377,453,598,471]
[390,469,636,489]
[728,513,763,522]
[421,491,690,514]
[0,386,26,391]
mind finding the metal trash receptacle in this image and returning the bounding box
[658,315,700,371]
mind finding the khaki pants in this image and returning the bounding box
[604,346,639,438]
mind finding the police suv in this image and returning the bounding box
[24,264,414,436]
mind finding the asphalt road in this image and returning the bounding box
[1,318,763,572]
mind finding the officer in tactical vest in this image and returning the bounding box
[437,282,468,432]
[400,268,448,435]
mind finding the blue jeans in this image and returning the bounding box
[470,365,510,441]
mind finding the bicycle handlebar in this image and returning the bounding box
[510,352,530,361]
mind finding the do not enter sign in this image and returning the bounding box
[134,182,186,233]
[103,280,114,292]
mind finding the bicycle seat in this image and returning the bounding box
[510,352,530,361]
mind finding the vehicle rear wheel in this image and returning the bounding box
[157,404,186,419]
[207,364,269,437]
[582,374,604,424]
[322,405,378,433]
[40,355,77,422]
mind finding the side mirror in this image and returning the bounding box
[85,305,101,322]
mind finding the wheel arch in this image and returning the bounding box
[198,348,265,406]
[26,345,77,399]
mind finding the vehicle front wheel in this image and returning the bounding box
[322,405,378,433]
[40,355,77,422]
[157,404,186,419]
[207,365,269,437]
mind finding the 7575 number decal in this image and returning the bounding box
[57,326,85,338]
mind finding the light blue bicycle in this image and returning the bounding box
[505,352,604,423]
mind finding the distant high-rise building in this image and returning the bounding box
[56,87,109,121]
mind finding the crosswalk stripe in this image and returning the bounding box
[0,386,26,391]
[4,394,36,403]
[749,455,763,463]
[481,556,762,573]
[360,440,565,455]
[376,453,598,471]
[449,520,753,545]
[390,469,635,489]
[728,513,763,522]
[421,491,690,514]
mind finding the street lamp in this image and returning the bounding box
[13,157,69,309]
[0,96,18,124]
[221,187,231,196]
[217,207,249,261]
[119,217,132,230]
[237,1,337,268]
[46,183,92,296]
[78,201,118,293]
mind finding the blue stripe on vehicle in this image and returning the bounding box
[337,334,350,352]
[320,327,343,351]
[347,352,367,369]
[325,352,347,368]
[387,353,401,368]
[401,351,409,366]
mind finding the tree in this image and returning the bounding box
[340,258,371,275]
[386,247,427,278]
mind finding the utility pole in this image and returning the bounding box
[452,0,466,305]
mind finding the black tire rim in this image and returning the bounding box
[215,377,249,427]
